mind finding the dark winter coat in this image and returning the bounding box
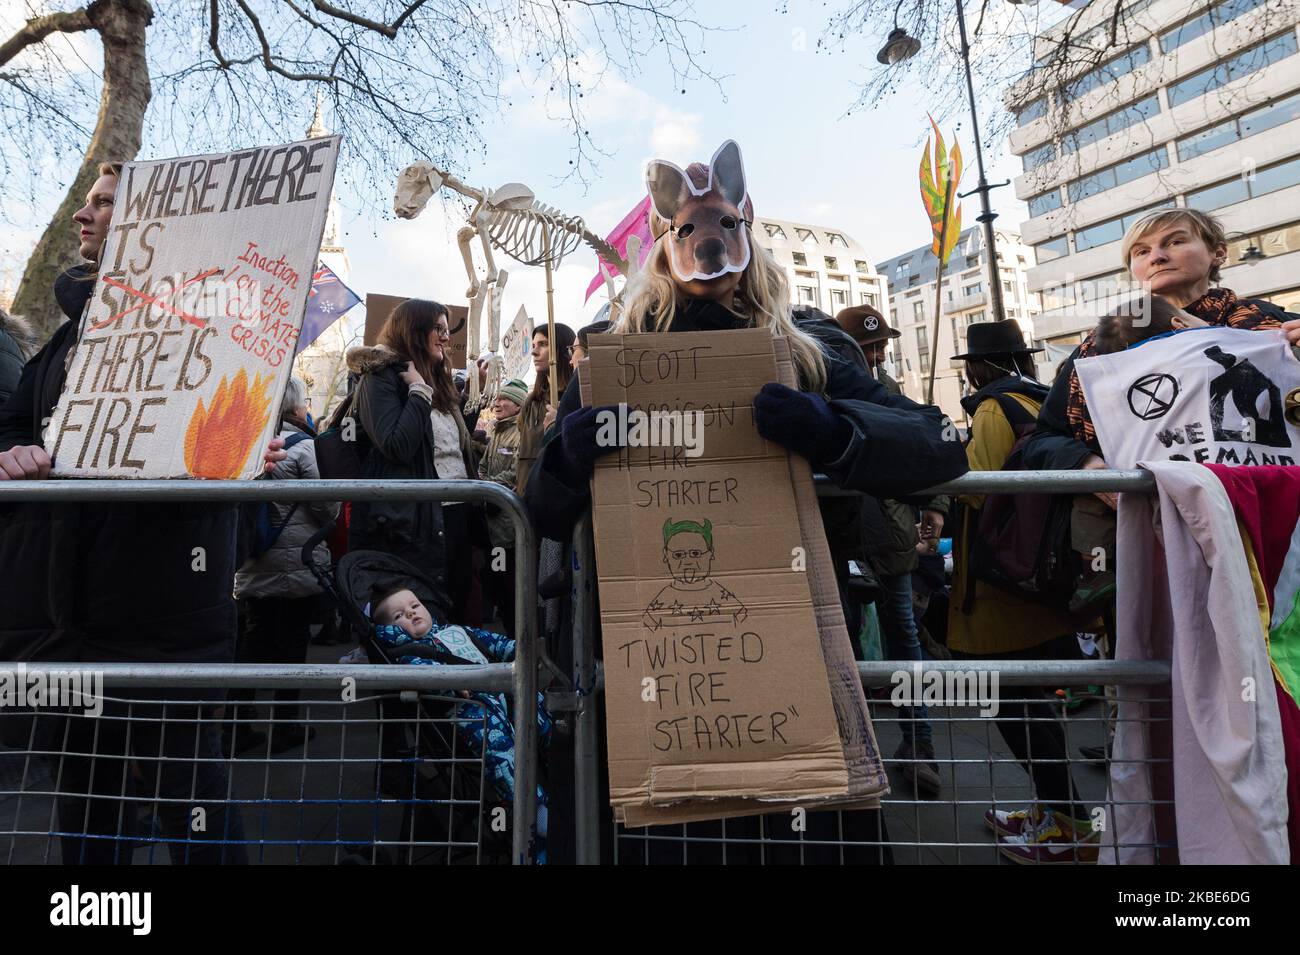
[524,299,969,542]
[0,267,239,663]
[345,344,477,584]
[0,310,39,405]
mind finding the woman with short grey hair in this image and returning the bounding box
[229,375,340,756]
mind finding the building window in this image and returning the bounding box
[861,291,879,308]
[1160,0,1270,53]
[1016,98,1047,126]
[912,301,926,321]
[796,227,816,243]
[1062,95,1160,155]
[963,282,983,296]
[791,251,807,265]
[1067,146,1169,204]
[798,285,817,304]
[968,311,986,324]
[908,274,922,287]
[855,259,869,274]
[1177,90,1300,163]
[1065,44,1152,101]
[1035,235,1070,262]
[1167,32,1299,109]
[966,254,981,269]
[1029,189,1063,217]
[1003,280,1014,293]
[826,232,848,248]
[1022,142,1056,173]
[1187,156,1300,211]
[831,288,847,307]
[916,326,930,375]
[824,256,838,271]
[763,223,787,240]
[1073,201,1174,253]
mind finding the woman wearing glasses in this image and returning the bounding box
[346,298,481,618]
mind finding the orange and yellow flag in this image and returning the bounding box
[919,114,963,266]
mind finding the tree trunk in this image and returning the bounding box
[11,0,154,343]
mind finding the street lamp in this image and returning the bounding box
[877,0,1010,324]
[1239,244,1267,265]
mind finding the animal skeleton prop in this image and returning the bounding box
[394,162,628,406]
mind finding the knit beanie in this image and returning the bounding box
[498,378,529,408]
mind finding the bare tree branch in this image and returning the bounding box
[0,5,95,70]
[306,0,432,39]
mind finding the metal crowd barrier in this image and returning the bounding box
[567,469,1174,865]
[0,478,539,864]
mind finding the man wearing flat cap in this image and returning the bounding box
[836,304,904,394]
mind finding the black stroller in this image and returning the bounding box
[300,526,512,864]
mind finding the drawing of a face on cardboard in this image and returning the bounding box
[663,526,714,584]
[646,140,753,287]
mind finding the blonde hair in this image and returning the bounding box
[1120,208,1228,283]
[614,238,827,391]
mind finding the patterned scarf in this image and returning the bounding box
[1065,288,1282,453]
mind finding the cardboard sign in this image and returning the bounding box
[47,136,340,479]
[582,328,887,820]
[502,304,533,381]
[363,293,468,369]
[1076,327,1300,469]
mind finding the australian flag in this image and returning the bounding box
[296,262,361,353]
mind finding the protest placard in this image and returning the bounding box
[581,328,887,820]
[48,136,340,479]
[1075,327,1300,470]
[364,293,468,368]
[502,305,532,380]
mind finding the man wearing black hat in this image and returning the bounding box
[835,304,948,797]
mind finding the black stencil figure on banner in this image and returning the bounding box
[643,518,748,632]
[1206,345,1288,447]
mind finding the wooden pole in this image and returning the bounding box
[926,171,955,407]
[543,224,559,405]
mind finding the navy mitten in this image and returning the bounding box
[753,382,853,465]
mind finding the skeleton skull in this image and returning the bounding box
[394,162,444,219]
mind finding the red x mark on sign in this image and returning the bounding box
[91,268,221,331]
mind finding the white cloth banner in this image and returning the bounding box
[48,135,341,479]
[1075,327,1300,470]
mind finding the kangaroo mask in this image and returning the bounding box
[646,140,753,285]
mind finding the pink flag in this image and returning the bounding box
[584,195,654,303]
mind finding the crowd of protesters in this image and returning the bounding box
[2,149,1300,867]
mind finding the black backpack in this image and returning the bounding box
[963,392,1076,611]
[314,389,365,480]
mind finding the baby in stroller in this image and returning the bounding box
[369,586,553,862]
[302,529,552,863]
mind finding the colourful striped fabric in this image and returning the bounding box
[1206,464,1300,862]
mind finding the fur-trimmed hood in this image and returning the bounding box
[346,343,406,375]
[0,309,40,361]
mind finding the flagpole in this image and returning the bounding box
[926,171,954,407]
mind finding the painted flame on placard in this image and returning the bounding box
[183,369,274,479]
[919,113,963,267]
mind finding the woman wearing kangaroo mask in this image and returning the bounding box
[527,140,967,538]
[525,140,968,864]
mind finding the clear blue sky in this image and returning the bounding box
[3,0,1054,333]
